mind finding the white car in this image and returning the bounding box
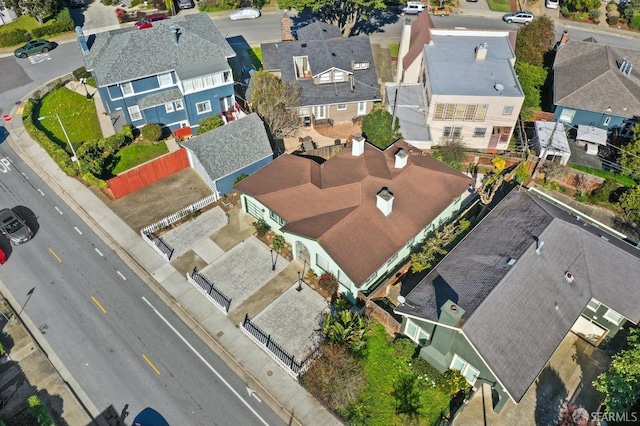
[502,11,534,24]
[229,7,261,20]
[398,2,426,15]
[546,0,559,8]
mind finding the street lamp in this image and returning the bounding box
[80,77,90,99]
[38,114,82,173]
[270,249,279,271]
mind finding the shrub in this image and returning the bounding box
[491,156,506,172]
[32,10,75,38]
[590,178,619,204]
[115,8,126,20]
[103,0,113,4]
[361,105,401,150]
[131,0,141,5]
[252,218,270,236]
[620,17,628,24]
[514,161,530,183]
[609,15,619,24]
[0,341,5,356]
[141,123,162,142]
[411,357,468,397]
[0,29,30,48]
[196,114,224,135]
[272,234,286,251]
[233,174,248,185]
[560,5,570,17]
[27,395,55,426]
[99,133,127,153]
[318,272,339,296]
[589,8,601,19]
[631,15,640,30]
[72,66,93,82]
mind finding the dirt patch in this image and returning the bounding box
[314,122,362,140]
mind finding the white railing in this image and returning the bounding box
[140,193,219,236]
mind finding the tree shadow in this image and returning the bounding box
[534,366,568,425]
[352,7,401,36]
[12,205,40,238]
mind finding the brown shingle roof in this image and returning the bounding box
[235,140,472,286]
[402,12,434,71]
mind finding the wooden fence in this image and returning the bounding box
[107,148,189,199]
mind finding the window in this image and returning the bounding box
[475,104,488,121]
[434,104,445,120]
[559,108,576,123]
[158,73,172,87]
[195,101,211,114]
[357,102,367,115]
[320,73,331,83]
[464,104,477,121]
[386,252,398,266]
[404,319,430,346]
[503,105,514,115]
[604,308,623,325]
[473,127,487,138]
[444,104,456,120]
[175,100,184,110]
[298,107,310,117]
[223,71,231,83]
[294,56,311,78]
[603,117,611,126]
[269,210,285,226]
[334,71,345,81]
[450,355,480,385]
[353,62,369,70]
[587,299,601,311]
[316,253,330,272]
[312,105,326,119]
[453,126,462,138]
[443,126,452,138]
[337,103,347,111]
[454,104,466,120]
[165,102,175,113]
[127,105,142,121]
[121,82,133,97]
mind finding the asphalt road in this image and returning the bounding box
[0,147,284,425]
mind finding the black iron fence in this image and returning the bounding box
[190,267,232,314]
[145,232,175,261]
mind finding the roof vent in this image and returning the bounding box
[507,257,516,266]
[619,58,633,76]
[494,83,504,92]
[352,133,365,156]
[564,271,575,283]
[535,238,544,255]
[395,148,409,169]
[301,43,307,48]
[170,26,180,46]
[376,187,394,216]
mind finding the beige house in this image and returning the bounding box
[260,22,380,129]
[389,22,523,152]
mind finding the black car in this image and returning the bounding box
[0,208,33,245]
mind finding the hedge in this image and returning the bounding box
[0,28,30,47]
[31,9,75,38]
[27,395,55,426]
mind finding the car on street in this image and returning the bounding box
[0,208,32,245]
[70,0,85,8]
[0,247,6,265]
[502,11,534,24]
[228,7,261,20]
[135,13,168,29]
[546,0,559,8]
[398,1,426,15]
[14,39,54,58]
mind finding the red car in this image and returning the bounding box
[0,248,6,265]
[135,13,168,29]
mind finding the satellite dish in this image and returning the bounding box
[494,83,504,92]
[398,296,406,304]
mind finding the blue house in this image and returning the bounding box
[181,113,274,197]
[79,13,236,132]
[553,38,640,137]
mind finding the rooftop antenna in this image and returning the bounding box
[397,295,416,308]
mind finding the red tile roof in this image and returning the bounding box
[235,140,472,286]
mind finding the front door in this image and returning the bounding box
[312,105,326,120]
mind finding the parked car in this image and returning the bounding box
[14,39,54,58]
[177,0,194,9]
[0,208,32,245]
[135,13,168,29]
[546,0,559,8]
[0,247,6,265]
[398,1,426,15]
[502,11,534,24]
[70,0,85,8]
[228,8,261,20]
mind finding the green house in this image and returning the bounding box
[395,189,640,414]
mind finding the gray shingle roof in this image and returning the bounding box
[181,113,272,181]
[397,189,640,403]
[385,83,429,142]
[260,34,380,106]
[84,13,235,87]
[138,88,183,110]
[425,34,523,98]
[553,39,640,118]
[296,21,342,41]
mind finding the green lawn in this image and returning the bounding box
[38,87,102,151]
[389,43,400,58]
[247,47,263,70]
[112,142,169,175]
[0,15,43,33]
[569,164,638,187]
[487,0,511,12]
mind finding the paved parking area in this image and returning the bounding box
[253,282,329,360]
[70,0,120,34]
[200,236,290,308]
[161,207,228,258]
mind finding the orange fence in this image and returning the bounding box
[107,148,189,199]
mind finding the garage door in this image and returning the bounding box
[571,316,608,345]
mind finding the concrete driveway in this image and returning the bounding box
[70,0,120,34]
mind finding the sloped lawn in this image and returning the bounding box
[38,87,102,151]
[111,142,169,175]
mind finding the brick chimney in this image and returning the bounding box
[281,16,294,42]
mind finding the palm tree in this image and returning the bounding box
[321,310,367,356]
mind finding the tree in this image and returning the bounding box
[622,0,640,19]
[300,342,366,413]
[479,173,504,205]
[393,373,422,417]
[411,220,470,273]
[593,327,640,412]
[432,137,467,169]
[514,61,547,120]
[321,309,367,356]
[196,115,224,135]
[620,124,640,179]
[277,0,385,36]
[14,0,60,23]
[564,0,600,12]
[251,71,300,139]
[515,16,555,67]
[620,185,640,222]
[361,106,401,150]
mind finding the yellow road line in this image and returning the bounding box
[48,248,61,263]
[142,354,161,375]
[91,296,107,314]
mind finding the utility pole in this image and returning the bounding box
[532,120,561,179]
[392,85,400,130]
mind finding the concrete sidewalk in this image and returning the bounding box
[5,94,342,425]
